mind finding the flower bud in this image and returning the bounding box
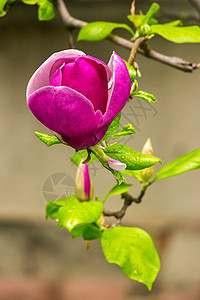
[141,138,155,183]
[75,160,93,201]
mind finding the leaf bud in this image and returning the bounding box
[141,138,155,183]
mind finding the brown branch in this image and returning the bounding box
[127,36,148,65]
[103,189,146,221]
[158,10,199,24]
[68,29,76,49]
[189,0,200,13]
[56,0,199,72]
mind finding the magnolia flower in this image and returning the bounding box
[27,49,131,150]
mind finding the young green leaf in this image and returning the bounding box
[103,182,132,202]
[104,143,162,170]
[163,20,182,27]
[140,3,160,26]
[111,170,125,185]
[0,0,7,10]
[77,22,134,42]
[152,148,200,182]
[127,14,158,26]
[150,25,200,43]
[35,132,61,147]
[131,79,138,94]
[38,0,55,21]
[21,0,38,4]
[71,224,101,240]
[101,227,160,290]
[57,198,103,232]
[122,169,142,182]
[101,112,121,141]
[123,60,137,84]
[46,196,76,219]
[113,124,136,138]
[71,150,97,165]
[0,0,7,17]
[131,91,157,103]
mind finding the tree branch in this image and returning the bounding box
[56,0,199,72]
[189,0,200,13]
[103,189,146,222]
[127,36,148,65]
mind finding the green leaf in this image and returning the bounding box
[111,170,125,185]
[131,79,138,94]
[152,148,200,182]
[0,0,7,10]
[38,0,55,21]
[0,0,7,17]
[71,224,101,240]
[71,150,97,165]
[103,182,132,202]
[113,124,136,138]
[127,14,158,26]
[89,143,125,184]
[104,143,162,170]
[140,3,160,26]
[77,21,134,42]
[150,25,200,43]
[123,60,137,84]
[46,196,76,219]
[101,112,121,141]
[46,202,59,219]
[101,227,160,290]
[35,132,61,147]
[122,169,142,182]
[163,20,182,27]
[21,0,38,4]
[57,198,103,232]
[131,90,157,103]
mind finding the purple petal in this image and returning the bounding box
[83,163,91,199]
[106,157,127,171]
[50,63,64,86]
[26,49,85,98]
[85,55,112,82]
[95,51,131,141]
[61,57,109,114]
[27,86,103,150]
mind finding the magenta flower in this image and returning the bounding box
[27,49,131,150]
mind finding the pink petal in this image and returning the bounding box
[106,157,127,171]
[50,64,63,86]
[85,55,112,82]
[95,52,131,141]
[27,86,103,150]
[26,49,85,98]
[83,163,92,199]
[61,57,109,114]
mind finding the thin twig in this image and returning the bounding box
[127,36,148,65]
[189,0,200,13]
[68,29,76,49]
[56,0,199,72]
[103,189,146,221]
[158,10,199,24]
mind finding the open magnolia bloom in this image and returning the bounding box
[27,49,131,150]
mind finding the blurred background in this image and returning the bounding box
[0,0,200,299]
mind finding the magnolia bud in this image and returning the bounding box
[141,138,155,183]
[75,160,93,201]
